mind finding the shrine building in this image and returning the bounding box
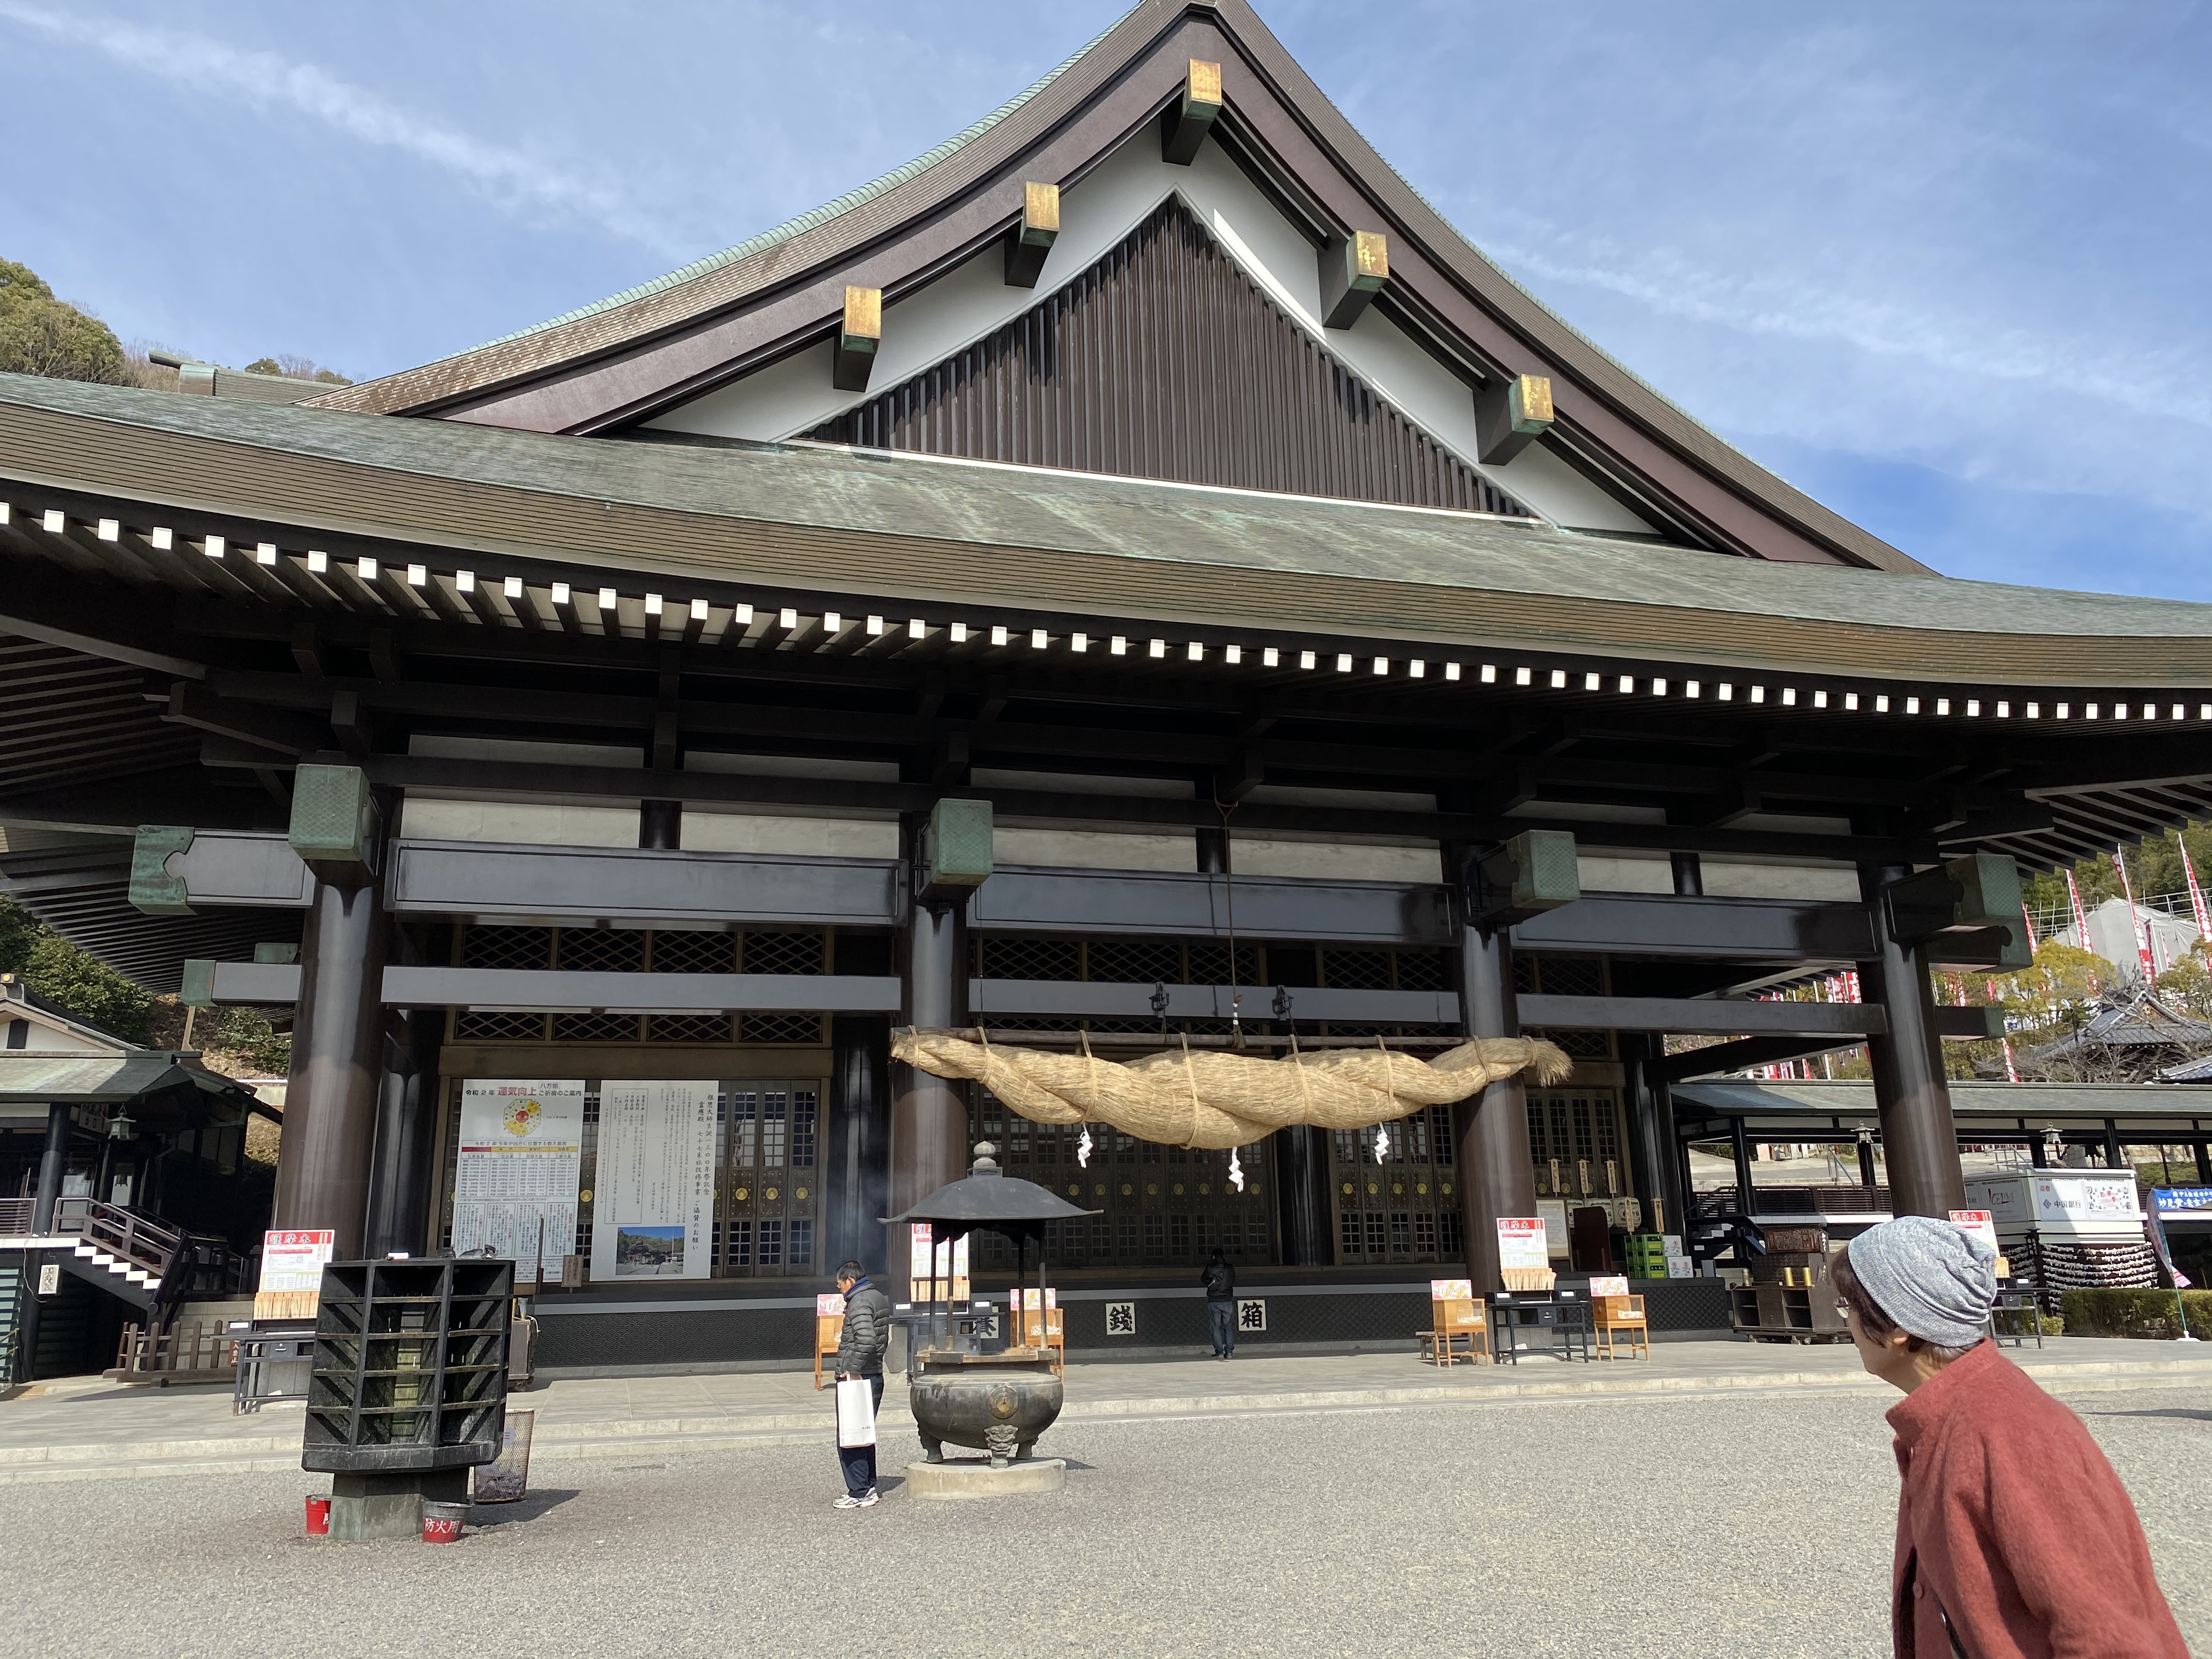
[4,0,2211,1369]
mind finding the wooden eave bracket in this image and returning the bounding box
[1005,182,1061,288]
[1318,231,1389,329]
[1476,373,1555,465]
[1161,58,1222,166]
[832,285,882,393]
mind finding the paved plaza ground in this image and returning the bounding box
[1,1341,2205,1657]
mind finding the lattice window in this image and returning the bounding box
[1116,1214,1138,1257]
[1365,1212,1387,1255]
[462,926,552,971]
[759,1092,788,1169]
[741,1013,825,1044]
[454,1010,548,1041]
[1170,1212,1191,1255]
[1414,1212,1437,1254]
[1513,954,1538,992]
[1534,1029,1614,1059]
[1440,1211,1462,1258]
[1340,1209,1364,1258]
[1143,1213,1164,1259]
[727,1220,752,1268]
[1429,1106,1454,1165]
[1322,949,1392,990]
[647,1014,733,1043]
[1087,1016,1164,1034]
[758,1218,783,1271]
[1185,943,1260,985]
[730,1092,757,1166]
[1086,940,1182,983]
[1531,955,1606,997]
[650,930,736,973]
[742,931,823,975]
[552,1012,642,1042]
[789,1088,818,1168]
[1390,1213,1411,1255]
[980,936,1080,980]
[1572,1099,1596,1162]
[1395,950,1449,992]
[788,1219,813,1270]
[556,929,645,973]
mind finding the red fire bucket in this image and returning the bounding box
[304,1496,330,1537]
[421,1501,467,1544]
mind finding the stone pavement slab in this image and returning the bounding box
[1,1335,2204,1483]
[2,1385,2205,1658]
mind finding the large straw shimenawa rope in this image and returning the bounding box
[891,1029,1573,1150]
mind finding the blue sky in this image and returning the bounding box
[2,0,2207,599]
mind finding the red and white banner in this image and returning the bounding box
[2182,840,2212,941]
[2111,848,2156,977]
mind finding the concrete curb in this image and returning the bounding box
[1,1355,2202,1486]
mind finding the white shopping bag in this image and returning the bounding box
[835,1376,877,1448]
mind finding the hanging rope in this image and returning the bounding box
[892,1026,1572,1150]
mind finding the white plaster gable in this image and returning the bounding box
[648,133,1654,536]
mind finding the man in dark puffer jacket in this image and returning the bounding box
[832,1260,893,1509]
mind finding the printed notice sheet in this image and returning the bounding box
[591,1080,719,1281]
[453,1080,585,1277]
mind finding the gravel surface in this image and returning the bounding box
[3,1387,2203,1659]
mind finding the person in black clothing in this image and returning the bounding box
[1201,1247,1236,1359]
[831,1260,891,1508]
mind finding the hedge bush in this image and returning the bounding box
[2058,1288,2212,1340]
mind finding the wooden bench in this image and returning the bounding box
[1418,1296,1490,1365]
[812,1307,844,1390]
[1010,1298,1065,1375]
[1593,1293,1650,1360]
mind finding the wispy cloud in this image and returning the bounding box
[1479,227,2212,435]
[0,1,690,255]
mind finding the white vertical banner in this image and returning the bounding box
[592,1080,719,1281]
[453,1080,585,1277]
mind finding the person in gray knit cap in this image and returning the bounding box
[1833,1215,2184,1658]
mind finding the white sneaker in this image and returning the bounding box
[857,1488,879,1507]
[834,1494,865,1509]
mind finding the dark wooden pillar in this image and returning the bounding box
[1619,1035,1682,1239]
[639,799,682,850]
[890,817,970,1297]
[1452,892,1535,1293]
[829,1013,891,1277]
[31,1102,69,1231]
[1856,863,1966,1217]
[16,1101,71,1380]
[365,1009,442,1258]
[1273,1126,1332,1266]
[273,874,389,1257]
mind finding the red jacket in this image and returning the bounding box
[1887,1340,2186,1658]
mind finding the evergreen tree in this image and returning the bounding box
[0,258,132,385]
[0,896,156,1040]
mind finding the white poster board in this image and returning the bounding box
[454,1080,584,1279]
[1588,1274,1630,1299]
[255,1227,335,1319]
[591,1080,719,1281]
[1497,1217,1549,1272]
[1949,1209,1998,1254]
[908,1222,970,1298]
[1535,1199,1571,1258]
